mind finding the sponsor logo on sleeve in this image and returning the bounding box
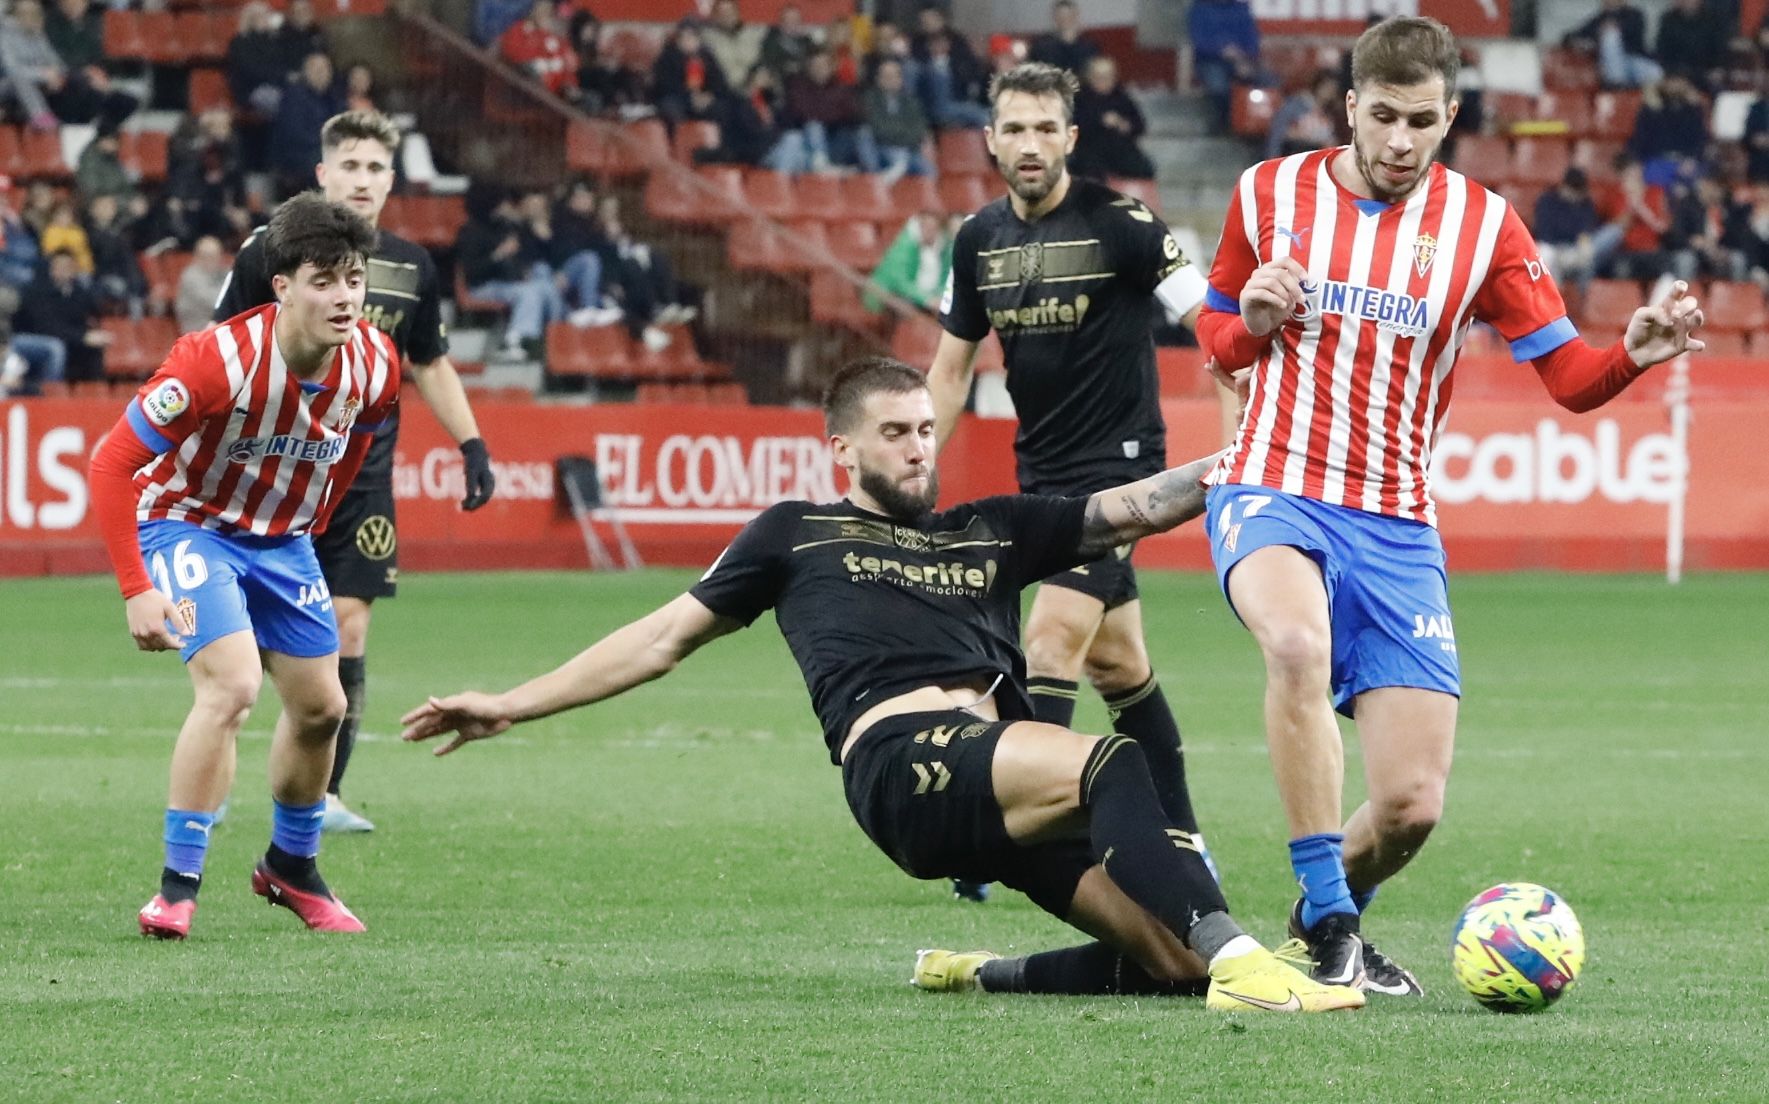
[142,380,190,426]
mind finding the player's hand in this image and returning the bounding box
[459,438,496,511]
[1624,280,1706,368]
[124,589,187,652]
[1240,256,1308,338]
[400,693,514,756]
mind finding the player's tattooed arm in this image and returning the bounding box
[1076,452,1226,557]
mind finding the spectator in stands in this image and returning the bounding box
[167,106,250,248]
[1188,0,1263,134]
[458,185,566,357]
[1733,181,1769,284]
[703,0,766,90]
[594,192,687,348]
[759,3,815,82]
[1599,155,1686,279]
[344,63,377,113]
[39,200,92,274]
[500,0,579,100]
[862,58,932,182]
[271,0,327,82]
[227,1,287,116]
[1071,55,1153,181]
[864,210,953,313]
[271,51,346,198]
[15,248,106,383]
[1628,76,1711,181]
[85,192,145,316]
[1533,167,1624,293]
[1745,75,1769,182]
[172,235,226,334]
[785,49,872,172]
[701,66,805,171]
[0,0,135,130]
[44,0,105,74]
[912,7,988,130]
[1654,0,1728,92]
[0,177,41,290]
[515,187,613,324]
[1669,171,1749,279]
[1565,0,1663,89]
[75,123,137,207]
[861,20,913,88]
[1266,69,1343,160]
[574,16,648,115]
[20,180,55,238]
[474,0,532,46]
[1027,0,1097,76]
[822,15,861,87]
[654,19,735,128]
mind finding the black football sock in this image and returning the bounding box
[1104,674,1199,834]
[327,656,366,796]
[978,942,1209,996]
[159,867,202,904]
[265,844,331,897]
[1027,676,1079,728]
[1080,735,1234,955]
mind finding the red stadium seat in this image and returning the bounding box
[1579,279,1645,335]
[121,131,170,184]
[1696,330,1750,357]
[1485,91,1537,132]
[778,221,830,272]
[727,219,790,272]
[671,120,721,163]
[937,175,990,217]
[1510,137,1570,188]
[20,129,68,180]
[809,268,884,331]
[826,219,883,270]
[1503,184,1547,228]
[936,130,991,177]
[1702,281,1767,335]
[170,12,226,64]
[889,315,943,366]
[0,127,21,177]
[633,323,706,381]
[840,174,894,220]
[546,322,633,378]
[794,172,847,222]
[454,270,510,317]
[1534,92,1592,137]
[101,9,146,59]
[1540,47,1599,91]
[743,170,798,221]
[889,175,941,222]
[137,11,178,65]
[566,120,615,175]
[102,317,180,380]
[644,166,744,226]
[1572,139,1625,184]
[1453,135,1511,184]
[144,250,194,306]
[1230,86,1279,139]
[1591,91,1642,141]
[188,68,233,113]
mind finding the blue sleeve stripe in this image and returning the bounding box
[351,420,385,435]
[1508,316,1578,362]
[125,401,175,453]
[1205,285,1240,314]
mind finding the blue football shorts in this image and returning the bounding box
[138,519,340,662]
[1204,484,1460,716]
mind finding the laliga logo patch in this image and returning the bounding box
[143,379,190,427]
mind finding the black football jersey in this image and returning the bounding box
[690,495,1089,761]
[940,178,1199,495]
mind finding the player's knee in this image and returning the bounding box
[1375,781,1444,846]
[1258,623,1333,685]
[1024,622,1091,680]
[1081,638,1150,695]
[194,671,262,730]
[290,686,348,742]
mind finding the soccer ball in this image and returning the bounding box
[1450,882,1585,1013]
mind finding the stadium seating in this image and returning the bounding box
[937,175,990,217]
[1702,282,1768,336]
[809,268,884,332]
[794,172,848,222]
[936,130,991,177]
[1230,86,1278,140]
[101,317,180,380]
[189,68,233,113]
[888,315,944,366]
[671,120,721,164]
[1509,137,1570,188]
[545,322,633,378]
[889,175,942,222]
[1578,279,1644,340]
[825,220,883,270]
[743,170,798,221]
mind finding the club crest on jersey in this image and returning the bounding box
[892,525,932,552]
[174,597,197,634]
[1018,242,1044,282]
[142,379,190,426]
[1413,232,1438,277]
[333,396,361,435]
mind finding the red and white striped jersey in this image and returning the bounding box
[123,303,399,536]
[1203,148,1575,526]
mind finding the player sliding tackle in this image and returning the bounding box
[1194,15,1705,996]
[403,357,1364,1012]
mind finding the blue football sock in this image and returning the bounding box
[1289,832,1356,931]
[164,809,216,876]
[271,798,325,859]
[1351,884,1378,914]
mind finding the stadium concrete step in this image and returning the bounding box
[1138,88,1217,140]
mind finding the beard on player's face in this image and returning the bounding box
[1352,133,1442,203]
[857,462,939,520]
[999,149,1065,205]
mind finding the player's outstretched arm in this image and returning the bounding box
[1075,450,1227,558]
[400,594,740,756]
[927,331,981,453]
[409,355,497,510]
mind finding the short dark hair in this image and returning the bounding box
[988,61,1079,125]
[1350,16,1460,102]
[823,357,927,434]
[263,192,378,279]
[321,109,400,156]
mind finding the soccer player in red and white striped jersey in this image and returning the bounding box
[1194,17,1704,997]
[87,194,396,939]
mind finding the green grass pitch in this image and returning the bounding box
[4,570,1766,1101]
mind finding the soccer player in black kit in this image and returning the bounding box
[926,63,1214,899]
[216,110,496,832]
[399,357,1361,1013]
